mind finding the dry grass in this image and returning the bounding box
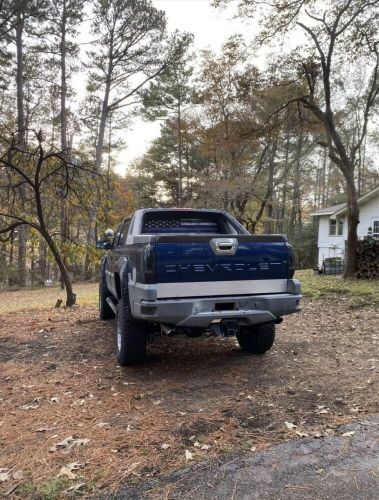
[296,269,379,305]
[1,293,378,498]
[0,283,98,313]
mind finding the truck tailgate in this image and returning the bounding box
[154,235,290,298]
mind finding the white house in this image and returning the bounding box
[311,185,379,267]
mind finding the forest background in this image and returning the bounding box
[0,0,378,305]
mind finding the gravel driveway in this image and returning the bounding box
[111,418,379,499]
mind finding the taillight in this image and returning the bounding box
[287,244,296,278]
[143,244,155,283]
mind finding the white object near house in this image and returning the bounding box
[311,185,379,268]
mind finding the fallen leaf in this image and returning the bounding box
[75,438,90,447]
[153,400,162,405]
[250,446,257,452]
[161,443,170,450]
[96,422,111,429]
[193,441,201,448]
[185,449,194,461]
[317,408,329,414]
[12,470,24,481]
[53,436,90,452]
[342,430,355,437]
[0,469,10,482]
[50,397,59,403]
[201,444,210,451]
[296,431,309,437]
[67,482,86,493]
[316,405,330,415]
[285,421,297,430]
[56,436,74,448]
[58,462,84,480]
[20,398,40,410]
[35,426,57,433]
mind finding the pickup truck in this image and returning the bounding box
[97,208,301,366]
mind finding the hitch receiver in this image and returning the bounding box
[210,320,239,337]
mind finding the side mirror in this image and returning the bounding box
[105,228,114,239]
[96,239,112,250]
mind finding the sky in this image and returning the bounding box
[114,0,251,175]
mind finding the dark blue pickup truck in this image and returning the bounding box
[97,208,301,366]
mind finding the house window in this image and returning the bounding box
[329,220,337,236]
[337,219,344,235]
[373,220,379,238]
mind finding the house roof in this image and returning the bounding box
[332,185,379,218]
[310,203,346,216]
[310,185,379,218]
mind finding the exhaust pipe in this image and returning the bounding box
[161,324,175,336]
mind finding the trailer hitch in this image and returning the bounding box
[210,320,239,337]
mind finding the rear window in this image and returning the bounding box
[142,211,236,234]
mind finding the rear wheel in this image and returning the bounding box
[236,322,275,354]
[99,277,115,320]
[116,298,147,366]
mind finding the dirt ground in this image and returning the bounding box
[0,297,378,498]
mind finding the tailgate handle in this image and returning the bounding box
[218,242,232,249]
[210,238,238,256]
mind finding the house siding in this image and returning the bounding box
[356,197,379,238]
[316,195,379,267]
[317,216,346,266]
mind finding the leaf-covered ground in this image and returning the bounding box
[0,287,378,498]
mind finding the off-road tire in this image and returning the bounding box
[99,277,115,320]
[116,298,147,366]
[236,322,275,354]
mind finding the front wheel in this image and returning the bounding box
[236,322,275,354]
[116,298,147,366]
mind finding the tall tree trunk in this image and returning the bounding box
[35,184,76,306]
[279,130,290,232]
[343,174,359,279]
[43,228,76,306]
[290,129,303,234]
[38,238,47,285]
[264,140,276,234]
[321,148,327,207]
[177,103,183,207]
[0,242,6,288]
[325,116,360,277]
[15,9,27,287]
[60,0,68,289]
[85,56,112,278]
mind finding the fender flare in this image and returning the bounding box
[118,260,135,321]
[119,260,131,300]
[100,254,108,279]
